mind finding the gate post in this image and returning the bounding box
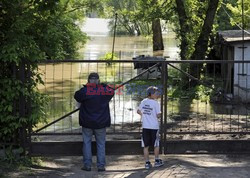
[18,61,27,154]
[163,61,168,154]
[160,61,168,154]
[18,61,32,155]
[26,62,32,155]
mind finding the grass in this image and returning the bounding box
[0,157,43,178]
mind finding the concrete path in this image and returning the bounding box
[7,154,250,178]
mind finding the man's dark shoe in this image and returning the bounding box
[81,166,91,171]
[98,167,106,172]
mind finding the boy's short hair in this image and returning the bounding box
[147,86,160,96]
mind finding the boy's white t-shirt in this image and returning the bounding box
[138,98,161,130]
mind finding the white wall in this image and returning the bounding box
[233,42,250,102]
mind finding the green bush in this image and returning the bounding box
[0,0,88,160]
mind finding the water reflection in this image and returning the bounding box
[79,34,179,60]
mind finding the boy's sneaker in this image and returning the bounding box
[154,159,164,167]
[145,161,152,169]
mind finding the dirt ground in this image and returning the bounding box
[2,154,250,178]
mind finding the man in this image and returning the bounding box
[74,72,114,172]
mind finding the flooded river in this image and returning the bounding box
[36,18,179,133]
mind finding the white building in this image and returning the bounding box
[217,30,250,102]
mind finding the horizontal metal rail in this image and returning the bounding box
[38,59,250,64]
[31,131,250,136]
[32,132,142,136]
[165,131,250,134]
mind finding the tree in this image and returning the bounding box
[175,0,189,60]
[191,0,220,62]
[152,18,164,51]
[173,0,219,86]
[0,0,95,154]
[189,0,220,84]
[150,0,164,51]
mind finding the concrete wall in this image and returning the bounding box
[233,42,250,102]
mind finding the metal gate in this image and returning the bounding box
[27,59,250,156]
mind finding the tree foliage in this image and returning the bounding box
[173,0,214,60]
[216,0,238,30]
[104,0,171,36]
[104,0,150,35]
[0,0,91,150]
[226,0,250,29]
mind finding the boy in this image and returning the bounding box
[137,86,164,169]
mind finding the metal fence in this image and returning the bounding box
[32,60,250,144]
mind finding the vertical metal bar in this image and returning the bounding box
[213,63,216,132]
[87,62,90,76]
[246,63,248,131]
[160,62,164,154]
[53,63,55,133]
[97,62,99,74]
[131,65,134,125]
[163,61,167,154]
[70,63,73,133]
[119,60,121,106]
[204,63,208,132]
[105,62,107,83]
[113,62,116,133]
[196,63,199,132]
[222,111,224,132]
[62,63,64,132]
[44,64,48,132]
[78,63,81,87]
[122,62,125,133]
[26,62,32,155]
[18,61,27,153]
[237,61,240,131]
[111,13,118,60]
[12,64,17,125]
[222,69,224,132]
[78,62,83,134]
[130,63,133,127]
[45,64,47,95]
[242,0,245,74]
[230,111,232,132]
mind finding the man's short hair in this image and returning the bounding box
[146,86,160,96]
[88,72,99,84]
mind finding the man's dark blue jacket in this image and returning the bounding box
[74,83,114,129]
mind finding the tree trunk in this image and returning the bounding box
[175,0,189,61]
[152,18,164,52]
[190,0,219,84]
